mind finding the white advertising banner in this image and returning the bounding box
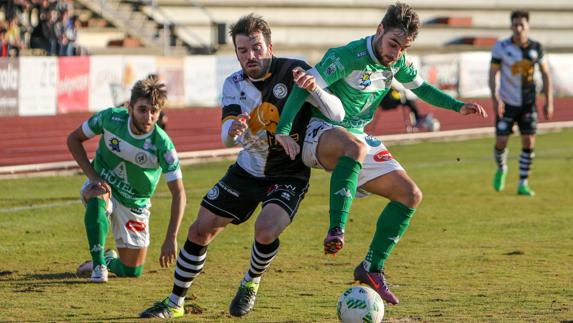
[121,56,157,105]
[216,55,241,104]
[18,57,58,116]
[547,54,573,97]
[184,56,217,107]
[419,53,459,97]
[89,56,124,111]
[458,52,491,98]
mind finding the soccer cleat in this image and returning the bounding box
[324,227,345,255]
[105,249,118,263]
[517,184,535,196]
[76,249,117,277]
[493,169,507,192]
[76,260,93,277]
[353,262,399,305]
[140,297,184,319]
[91,264,108,283]
[229,280,259,317]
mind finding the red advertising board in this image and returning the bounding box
[57,56,90,114]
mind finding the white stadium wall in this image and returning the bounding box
[1,52,572,117]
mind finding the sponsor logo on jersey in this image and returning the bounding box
[249,102,280,133]
[232,72,245,83]
[135,152,148,165]
[109,137,121,152]
[273,83,288,99]
[218,181,239,197]
[111,116,126,123]
[206,186,219,200]
[240,91,247,101]
[326,63,337,76]
[528,49,538,61]
[164,150,178,165]
[373,150,393,162]
[126,220,147,232]
[365,136,381,147]
[357,51,368,58]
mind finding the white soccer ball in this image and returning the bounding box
[337,285,384,323]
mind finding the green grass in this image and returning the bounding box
[1,129,572,322]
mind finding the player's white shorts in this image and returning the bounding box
[80,180,150,249]
[302,118,404,194]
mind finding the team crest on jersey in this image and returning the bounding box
[273,83,288,99]
[135,152,148,165]
[359,72,372,89]
[207,186,219,200]
[109,137,121,152]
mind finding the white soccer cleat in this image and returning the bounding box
[91,264,109,283]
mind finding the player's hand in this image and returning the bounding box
[159,238,177,268]
[275,133,300,160]
[492,99,504,119]
[460,102,488,118]
[228,112,250,137]
[293,67,317,92]
[89,178,112,196]
[543,102,554,120]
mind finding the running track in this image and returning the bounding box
[1,98,571,167]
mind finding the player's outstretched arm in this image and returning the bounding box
[411,82,487,118]
[160,178,186,268]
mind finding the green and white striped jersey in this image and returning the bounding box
[82,107,182,209]
[312,35,423,133]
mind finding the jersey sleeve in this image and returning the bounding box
[314,47,354,87]
[158,138,182,182]
[394,54,424,90]
[537,42,545,64]
[491,41,502,66]
[81,108,111,138]
[221,76,243,123]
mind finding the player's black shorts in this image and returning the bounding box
[200,164,309,225]
[495,102,538,136]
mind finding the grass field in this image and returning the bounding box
[1,129,572,322]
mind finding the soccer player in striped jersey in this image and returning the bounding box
[67,75,186,283]
[489,10,553,196]
[274,2,487,305]
[140,14,344,319]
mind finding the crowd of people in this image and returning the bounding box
[0,0,81,57]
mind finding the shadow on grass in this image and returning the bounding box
[1,271,89,285]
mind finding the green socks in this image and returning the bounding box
[107,257,144,277]
[365,201,416,272]
[329,156,362,231]
[85,198,109,267]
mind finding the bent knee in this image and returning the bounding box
[254,224,281,244]
[408,185,423,208]
[344,139,368,162]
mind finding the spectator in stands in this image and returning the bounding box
[60,13,78,56]
[5,16,22,55]
[0,27,9,57]
[489,10,554,196]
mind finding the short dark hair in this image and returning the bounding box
[229,13,272,47]
[511,10,529,22]
[129,75,167,109]
[381,2,420,40]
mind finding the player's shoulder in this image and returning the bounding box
[527,38,543,50]
[150,125,175,151]
[225,70,246,85]
[95,107,128,123]
[273,56,311,71]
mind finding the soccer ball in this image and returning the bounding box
[337,286,384,323]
